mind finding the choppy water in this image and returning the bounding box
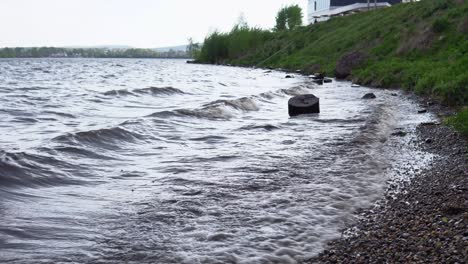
[0,58,434,263]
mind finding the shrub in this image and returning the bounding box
[433,17,450,33]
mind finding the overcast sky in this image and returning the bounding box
[0,0,308,48]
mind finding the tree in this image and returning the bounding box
[275,8,287,31]
[274,5,303,31]
[187,37,201,58]
[286,5,303,30]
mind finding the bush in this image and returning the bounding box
[433,17,450,33]
[196,25,272,64]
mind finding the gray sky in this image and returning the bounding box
[0,0,307,48]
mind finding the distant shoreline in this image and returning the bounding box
[0,57,191,60]
[0,47,191,59]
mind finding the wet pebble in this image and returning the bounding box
[309,122,467,263]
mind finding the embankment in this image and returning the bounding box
[195,0,467,106]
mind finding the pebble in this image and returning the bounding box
[308,119,467,263]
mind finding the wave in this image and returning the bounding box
[103,86,186,97]
[51,146,119,160]
[43,111,76,118]
[257,86,310,101]
[17,86,49,91]
[133,86,186,95]
[239,124,280,131]
[202,97,259,111]
[188,135,228,142]
[279,86,310,96]
[313,118,367,124]
[53,127,148,148]
[351,106,395,146]
[148,97,259,120]
[102,74,116,79]
[103,89,135,96]
[0,151,81,188]
[11,117,39,123]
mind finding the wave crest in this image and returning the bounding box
[53,127,147,148]
[149,97,259,120]
[134,86,185,95]
[0,151,80,188]
[104,86,185,97]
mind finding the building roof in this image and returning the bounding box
[311,2,392,18]
[330,0,402,6]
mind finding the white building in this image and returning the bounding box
[308,0,403,24]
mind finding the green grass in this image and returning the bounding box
[445,109,468,135]
[196,0,468,106]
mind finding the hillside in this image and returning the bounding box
[196,0,468,106]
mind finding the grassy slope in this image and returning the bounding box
[445,108,468,134]
[201,0,467,106]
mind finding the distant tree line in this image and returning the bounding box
[0,47,190,58]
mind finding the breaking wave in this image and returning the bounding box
[134,86,186,95]
[239,124,281,131]
[0,151,81,188]
[103,89,135,96]
[104,86,185,97]
[149,97,259,120]
[53,127,149,148]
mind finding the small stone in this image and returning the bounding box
[392,131,407,137]
[285,75,293,79]
[362,93,377,99]
[418,109,428,114]
[425,138,433,144]
[442,204,464,215]
[313,79,324,85]
[421,122,437,126]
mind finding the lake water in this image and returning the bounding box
[0,58,433,263]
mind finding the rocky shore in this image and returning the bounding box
[307,113,467,263]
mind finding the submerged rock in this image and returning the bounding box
[288,94,320,116]
[285,75,293,79]
[313,79,324,85]
[313,73,325,80]
[362,93,377,99]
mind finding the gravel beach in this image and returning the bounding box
[307,111,467,263]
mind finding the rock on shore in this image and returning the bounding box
[307,124,467,264]
[335,51,368,79]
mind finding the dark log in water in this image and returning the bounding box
[288,94,320,116]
